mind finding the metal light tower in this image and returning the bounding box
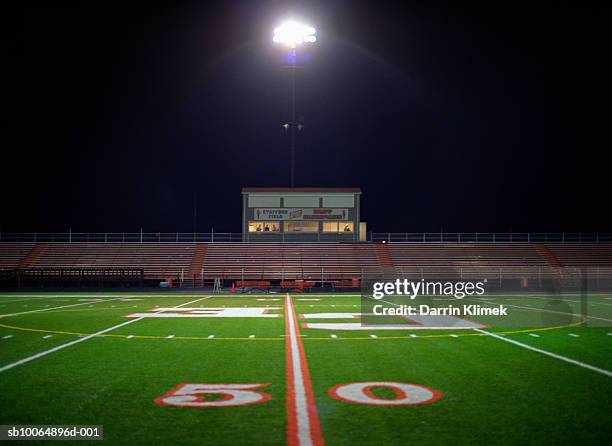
[273,21,317,187]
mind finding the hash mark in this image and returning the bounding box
[208,335,215,339]
[369,334,378,339]
[568,333,580,337]
[126,335,134,339]
[249,334,255,338]
[450,334,458,338]
[2,335,13,339]
[166,335,175,339]
[529,333,540,338]
[330,334,338,339]
[43,335,53,339]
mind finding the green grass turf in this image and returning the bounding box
[0,292,610,445]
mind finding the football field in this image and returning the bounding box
[0,292,611,445]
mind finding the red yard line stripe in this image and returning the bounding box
[285,294,324,446]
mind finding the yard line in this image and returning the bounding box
[474,328,612,378]
[0,296,212,374]
[0,295,81,304]
[521,294,612,307]
[0,297,128,318]
[468,298,612,323]
[285,294,323,446]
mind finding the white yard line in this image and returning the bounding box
[467,298,612,323]
[518,294,612,307]
[474,328,612,378]
[0,296,213,374]
[0,297,129,318]
[0,295,76,304]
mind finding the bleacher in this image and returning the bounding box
[201,243,379,281]
[547,244,612,267]
[387,243,547,267]
[27,243,196,279]
[0,243,35,270]
[1,242,612,286]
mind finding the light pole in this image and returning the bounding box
[273,21,316,187]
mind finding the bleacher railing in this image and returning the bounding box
[369,232,611,243]
[0,232,610,243]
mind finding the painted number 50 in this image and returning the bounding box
[155,383,271,408]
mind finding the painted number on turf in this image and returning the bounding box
[155,383,271,408]
[328,382,442,406]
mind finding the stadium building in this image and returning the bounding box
[242,187,366,242]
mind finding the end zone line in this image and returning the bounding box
[285,294,324,446]
[0,296,212,374]
[474,328,612,378]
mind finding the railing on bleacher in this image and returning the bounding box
[0,232,610,243]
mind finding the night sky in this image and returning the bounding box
[4,1,609,234]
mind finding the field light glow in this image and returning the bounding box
[273,21,316,48]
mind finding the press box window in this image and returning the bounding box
[323,222,353,232]
[248,221,281,232]
[285,221,319,232]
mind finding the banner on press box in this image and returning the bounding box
[255,208,348,221]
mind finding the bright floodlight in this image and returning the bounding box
[273,21,316,48]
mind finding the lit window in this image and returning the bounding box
[285,221,318,232]
[341,222,353,232]
[323,222,339,232]
[323,222,353,232]
[248,221,277,233]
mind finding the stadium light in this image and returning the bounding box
[272,20,317,187]
[273,21,316,48]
